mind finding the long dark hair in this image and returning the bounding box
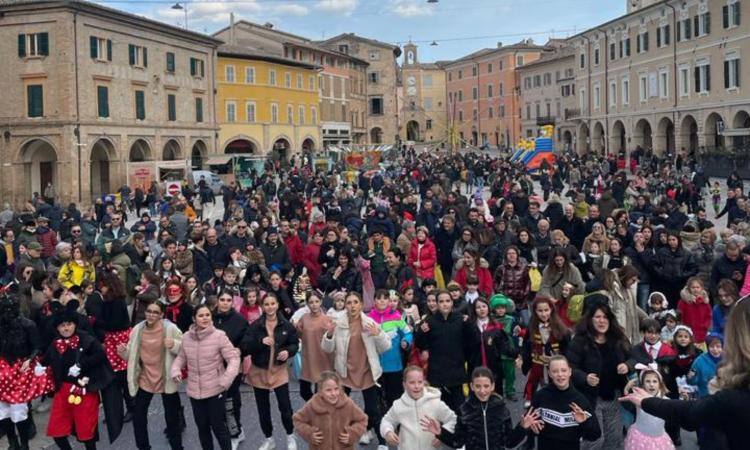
[575,303,629,352]
[529,296,569,342]
[98,270,126,301]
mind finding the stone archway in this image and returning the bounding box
[90,139,114,200]
[592,121,605,154]
[633,119,653,150]
[732,110,750,149]
[704,112,725,150]
[129,139,152,162]
[611,120,626,154]
[224,138,258,154]
[302,138,316,151]
[577,123,590,155]
[162,139,181,161]
[273,138,291,163]
[370,127,383,144]
[406,120,420,141]
[655,117,675,157]
[680,115,699,154]
[191,140,207,170]
[19,138,58,199]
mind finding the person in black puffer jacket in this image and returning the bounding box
[213,293,251,446]
[424,367,540,450]
[650,232,698,308]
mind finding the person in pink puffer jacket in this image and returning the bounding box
[171,304,240,450]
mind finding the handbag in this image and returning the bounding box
[434,264,446,289]
[528,267,542,292]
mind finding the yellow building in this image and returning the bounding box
[217,46,321,161]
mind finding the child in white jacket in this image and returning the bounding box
[381,366,457,449]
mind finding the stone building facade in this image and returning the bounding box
[0,0,220,206]
[445,41,545,150]
[572,0,750,157]
[321,34,401,145]
[399,43,448,144]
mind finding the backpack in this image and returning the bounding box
[568,290,610,324]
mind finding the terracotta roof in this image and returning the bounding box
[318,33,399,50]
[218,44,321,70]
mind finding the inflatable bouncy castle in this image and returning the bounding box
[510,125,556,173]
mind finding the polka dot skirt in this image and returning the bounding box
[0,356,54,404]
[104,329,131,372]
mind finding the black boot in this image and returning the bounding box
[16,418,31,450]
[24,413,36,440]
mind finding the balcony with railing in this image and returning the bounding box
[564,108,581,120]
[536,116,556,126]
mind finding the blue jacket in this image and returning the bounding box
[367,308,412,373]
[689,352,719,398]
[711,304,731,340]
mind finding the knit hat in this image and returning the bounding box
[26,241,42,251]
[446,281,462,291]
[673,324,693,337]
[704,333,723,346]
[490,294,515,312]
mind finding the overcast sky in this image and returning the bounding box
[98,0,626,61]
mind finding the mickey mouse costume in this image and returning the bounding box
[0,294,54,450]
[40,300,123,450]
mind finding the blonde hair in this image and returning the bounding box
[717,298,750,390]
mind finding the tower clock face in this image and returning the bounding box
[407,86,417,96]
[407,76,416,86]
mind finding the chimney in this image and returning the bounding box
[497,42,502,48]
[229,13,235,45]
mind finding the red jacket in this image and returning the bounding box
[37,229,57,259]
[302,242,322,287]
[454,266,493,297]
[678,299,712,343]
[284,233,305,267]
[407,238,437,280]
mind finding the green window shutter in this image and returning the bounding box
[27,85,43,117]
[736,59,741,88]
[190,58,196,76]
[168,94,176,121]
[200,60,205,77]
[664,25,670,45]
[725,61,731,88]
[695,67,700,92]
[18,34,26,57]
[90,36,98,59]
[167,52,175,72]
[724,5,730,28]
[195,97,203,122]
[107,40,112,62]
[128,44,135,65]
[706,64,711,91]
[135,90,145,120]
[142,47,148,67]
[39,33,49,56]
[97,86,109,118]
[705,12,711,34]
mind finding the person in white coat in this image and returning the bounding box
[321,292,391,450]
[381,366,457,450]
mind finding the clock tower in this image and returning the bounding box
[403,42,418,66]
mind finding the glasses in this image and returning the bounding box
[72,230,81,234]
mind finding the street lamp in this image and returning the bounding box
[171,2,188,29]
[430,41,438,46]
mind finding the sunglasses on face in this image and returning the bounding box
[72,230,81,233]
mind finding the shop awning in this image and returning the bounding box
[205,155,233,165]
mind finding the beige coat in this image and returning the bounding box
[321,312,391,382]
[123,319,183,397]
[610,279,648,345]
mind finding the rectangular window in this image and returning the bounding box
[287,105,293,124]
[285,72,292,88]
[472,87,478,100]
[458,90,463,102]
[296,74,303,89]
[311,107,317,124]
[593,84,600,109]
[678,18,692,41]
[679,66,690,96]
[696,12,711,37]
[225,65,235,82]
[594,47,600,65]
[544,73,552,85]
[167,94,176,121]
[18,32,49,58]
[580,53,585,69]
[724,2,742,28]
[500,105,505,117]
[486,85,492,98]
[471,66,477,76]
[516,55,524,66]
[657,24,671,48]
[487,63,493,73]
[622,78,630,105]
[610,42,616,61]
[309,76,315,90]
[369,97,383,115]
[639,74,648,101]
[525,104,531,120]
[245,66,255,83]
[695,63,711,93]
[423,97,433,110]
[271,104,278,123]
[579,88,586,110]
[135,90,145,120]
[473,109,478,121]
[246,102,256,122]
[637,31,649,53]
[195,97,203,123]
[422,74,433,86]
[269,70,277,85]
[368,72,379,83]
[27,84,43,117]
[226,102,236,122]
[298,105,305,124]
[458,111,464,121]
[190,58,205,77]
[534,75,541,87]
[659,70,669,98]
[128,44,148,67]
[725,58,741,89]
[90,37,112,62]
[488,107,494,118]
[619,37,631,58]
[609,81,617,107]
[426,119,433,129]
[458,69,463,80]
[499,83,504,96]
[97,86,109,118]
[166,52,175,73]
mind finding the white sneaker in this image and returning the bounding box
[258,437,276,450]
[286,434,297,450]
[523,400,531,408]
[359,429,374,445]
[236,429,246,443]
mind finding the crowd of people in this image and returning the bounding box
[1,145,749,450]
